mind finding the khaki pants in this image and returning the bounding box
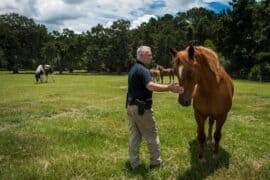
[127,105,162,168]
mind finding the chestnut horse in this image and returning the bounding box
[150,67,161,82]
[156,65,174,84]
[170,46,234,161]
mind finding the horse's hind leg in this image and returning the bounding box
[35,74,41,83]
[213,114,227,159]
[195,110,207,162]
[207,117,215,144]
[45,74,48,83]
[35,75,38,83]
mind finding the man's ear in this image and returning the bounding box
[170,48,178,57]
[188,45,195,60]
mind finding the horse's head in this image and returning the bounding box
[156,64,163,71]
[170,46,197,106]
[44,65,53,73]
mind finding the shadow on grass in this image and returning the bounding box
[178,139,230,180]
[0,131,52,160]
[124,161,150,178]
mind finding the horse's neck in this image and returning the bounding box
[196,68,219,94]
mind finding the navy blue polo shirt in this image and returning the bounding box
[128,61,153,102]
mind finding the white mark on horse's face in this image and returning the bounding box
[178,65,184,79]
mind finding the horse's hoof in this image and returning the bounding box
[212,154,219,159]
[199,158,206,163]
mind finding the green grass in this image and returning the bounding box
[0,71,269,179]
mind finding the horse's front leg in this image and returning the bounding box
[207,116,215,144]
[45,74,48,83]
[40,75,43,83]
[213,113,227,159]
[194,110,207,162]
[35,74,39,83]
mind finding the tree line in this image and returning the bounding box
[0,0,269,81]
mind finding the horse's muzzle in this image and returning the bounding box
[178,95,191,106]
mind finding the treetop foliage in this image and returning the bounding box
[0,0,269,81]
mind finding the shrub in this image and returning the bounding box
[248,62,270,81]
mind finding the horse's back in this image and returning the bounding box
[35,65,44,74]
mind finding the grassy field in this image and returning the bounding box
[0,71,269,179]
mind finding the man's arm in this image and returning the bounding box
[146,81,184,94]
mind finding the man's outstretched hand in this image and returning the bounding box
[168,84,184,94]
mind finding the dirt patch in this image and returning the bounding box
[0,124,17,132]
[103,96,121,103]
[232,115,258,121]
[0,155,11,162]
[119,86,127,90]
[0,108,79,132]
[46,93,63,98]
[39,159,50,171]
[245,115,258,121]
[252,160,263,171]
[255,101,270,107]
[47,108,79,119]
[250,155,270,171]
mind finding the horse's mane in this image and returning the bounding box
[194,46,221,83]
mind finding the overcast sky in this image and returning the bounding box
[0,0,231,33]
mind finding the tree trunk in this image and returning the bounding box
[12,66,19,74]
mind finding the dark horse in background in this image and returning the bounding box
[156,64,174,84]
[170,46,234,162]
[35,64,53,83]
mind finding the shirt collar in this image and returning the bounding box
[136,60,146,67]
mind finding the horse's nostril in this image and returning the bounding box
[178,96,191,107]
[183,100,191,106]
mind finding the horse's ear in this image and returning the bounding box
[188,45,195,60]
[170,48,177,57]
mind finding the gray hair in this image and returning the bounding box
[137,46,151,60]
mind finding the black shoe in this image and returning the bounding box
[132,164,143,170]
[150,162,164,169]
[126,163,143,171]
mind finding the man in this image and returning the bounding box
[126,46,184,169]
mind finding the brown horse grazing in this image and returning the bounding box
[170,46,234,161]
[156,65,174,84]
[150,68,161,82]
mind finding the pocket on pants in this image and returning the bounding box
[127,105,137,117]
